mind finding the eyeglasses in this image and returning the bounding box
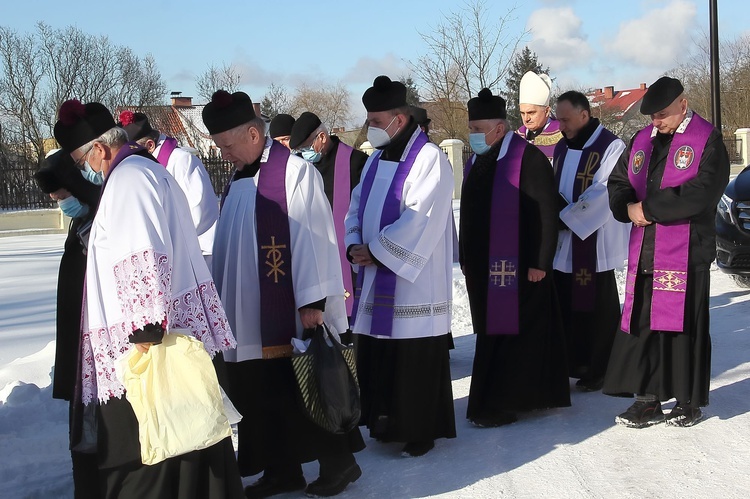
[292,133,320,155]
[74,145,94,169]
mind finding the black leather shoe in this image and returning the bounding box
[401,440,435,457]
[470,411,518,428]
[575,377,604,392]
[244,474,306,499]
[305,463,362,497]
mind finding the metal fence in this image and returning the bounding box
[723,136,743,164]
[461,145,472,167]
[0,153,235,211]
[200,155,235,197]
[0,155,54,211]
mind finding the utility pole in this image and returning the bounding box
[709,0,721,131]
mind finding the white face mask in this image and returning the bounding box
[367,116,399,148]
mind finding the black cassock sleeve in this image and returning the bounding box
[520,146,558,272]
[607,138,637,224]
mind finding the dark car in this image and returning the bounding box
[716,165,750,287]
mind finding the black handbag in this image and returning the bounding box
[291,323,361,434]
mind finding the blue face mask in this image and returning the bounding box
[301,148,322,163]
[469,132,492,155]
[58,196,89,219]
[81,163,104,185]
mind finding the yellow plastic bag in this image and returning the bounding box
[118,332,233,466]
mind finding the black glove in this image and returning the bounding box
[128,323,165,345]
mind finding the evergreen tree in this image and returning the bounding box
[400,76,421,107]
[260,95,277,120]
[504,47,550,129]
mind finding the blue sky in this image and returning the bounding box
[2,0,747,124]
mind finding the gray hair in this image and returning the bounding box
[484,118,512,133]
[77,126,128,155]
[311,123,328,140]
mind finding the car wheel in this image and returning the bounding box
[731,275,750,288]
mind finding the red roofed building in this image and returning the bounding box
[587,83,651,139]
[118,93,268,157]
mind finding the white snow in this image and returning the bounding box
[2,232,750,499]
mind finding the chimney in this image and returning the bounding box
[171,96,193,107]
[253,103,261,117]
[604,86,615,100]
[640,83,647,90]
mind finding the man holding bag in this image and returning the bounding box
[53,99,243,498]
[204,90,365,498]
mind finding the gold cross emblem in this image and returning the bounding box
[654,270,686,292]
[575,268,592,286]
[260,236,287,283]
[576,152,600,191]
[489,260,517,287]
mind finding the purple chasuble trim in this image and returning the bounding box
[621,113,714,333]
[256,142,296,347]
[517,119,562,161]
[465,133,526,335]
[333,142,354,315]
[351,131,430,337]
[155,137,178,167]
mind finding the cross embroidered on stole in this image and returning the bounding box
[489,260,517,287]
[261,236,287,283]
[575,152,600,191]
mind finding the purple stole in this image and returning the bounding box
[155,137,178,167]
[332,142,354,315]
[621,113,714,333]
[517,118,562,162]
[553,127,618,311]
[351,131,429,337]
[255,142,297,350]
[101,141,151,192]
[464,133,527,335]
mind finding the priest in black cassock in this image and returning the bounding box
[604,77,729,428]
[552,91,628,392]
[204,91,365,498]
[268,113,295,149]
[34,150,101,499]
[289,112,367,341]
[461,88,570,428]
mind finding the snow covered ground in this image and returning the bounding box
[1,232,750,499]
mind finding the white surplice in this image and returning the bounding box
[82,153,236,405]
[212,138,348,362]
[153,135,218,257]
[344,129,454,339]
[554,124,630,272]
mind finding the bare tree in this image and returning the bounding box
[410,0,528,141]
[0,22,166,162]
[0,27,45,160]
[289,81,352,130]
[260,82,292,119]
[195,63,243,104]
[669,30,750,137]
